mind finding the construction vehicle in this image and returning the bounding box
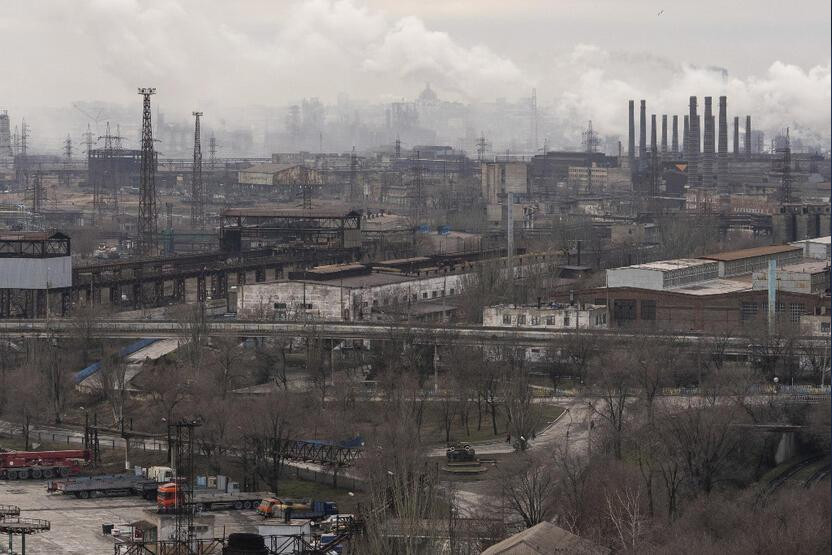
[0,449,90,480]
[445,443,476,462]
[257,498,338,521]
[47,473,159,499]
[157,477,270,512]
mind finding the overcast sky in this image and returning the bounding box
[1,0,829,144]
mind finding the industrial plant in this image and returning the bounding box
[0,1,829,554]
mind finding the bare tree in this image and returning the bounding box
[98,352,130,427]
[502,349,543,450]
[587,350,634,460]
[496,454,556,528]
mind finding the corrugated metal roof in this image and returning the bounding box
[701,244,801,262]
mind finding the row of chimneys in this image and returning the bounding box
[627,96,752,190]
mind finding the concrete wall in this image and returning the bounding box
[0,256,71,289]
[483,304,607,329]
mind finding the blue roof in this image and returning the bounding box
[73,339,159,384]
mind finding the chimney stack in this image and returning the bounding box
[717,96,728,193]
[650,114,657,154]
[671,115,679,154]
[639,100,647,160]
[661,115,668,161]
[702,96,714,187]
[688,97,700,184]
[683,115,689,159]
[628,100,635,170]
[745,116,752,156]
[733,116,740,156]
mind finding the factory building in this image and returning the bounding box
[791,236,831,260]
[751,260,830,295]
[561,242,830,333]
[483,303,608,329]
[567,165,609,192]
[237,163,324,188]
[700,244,803,278]
[237,252,553,322]
[480,161,528,204]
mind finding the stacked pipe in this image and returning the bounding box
[702,96,714,187]
[671,115,679,155]
[687,97,699,184]
[717,96,728,193]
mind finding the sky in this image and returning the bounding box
[1,0,830,148]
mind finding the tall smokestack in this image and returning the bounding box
[683,115,689,159]
[628,100,635,170]
[745,116,752,156]
[702,96,714,187]
[688,97,699,184]
[661,115,668,161]
[639,100,647,160]
[717,96,728,193]
[650,114,657,154]
[733,116,740,156]
[672,116,679,154]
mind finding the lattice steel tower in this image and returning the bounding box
[137,88,158,256]
[191,111,204,229]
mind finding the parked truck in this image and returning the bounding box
[157,478,271,512]
[257,498,338,522]
[48,473,160,499]
[0,449,90,480]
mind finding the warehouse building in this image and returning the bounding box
[752,261,830,295]
[700,244,803,278]
[791,236,831,260]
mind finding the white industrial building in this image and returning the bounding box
[791,236,831,261]
[483,303,608,329]
[606,259,719,291]
[752,260,831,295]
[237,265,468,322]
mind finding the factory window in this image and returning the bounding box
[640,300,657,321]
[546,316,556,326]
[372,300,378,307]
[741,302,758,321]
[822,322,831,333]
[517,315,526,325]
[594,298,607,306]
[613,300,637,321]
[531,316,540,325]
[273,302,287,309]
[432,291,438,298]
[789,303,805,323]
[563,314,570,327]
[502,315,512,325]
[422,292,428,299]
[412,293,418,301]
[450,288,455,295]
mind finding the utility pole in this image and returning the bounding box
[191,111,204,230]
[208,135,217,170]
[137,87,158,256]
[475,132,489,163]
